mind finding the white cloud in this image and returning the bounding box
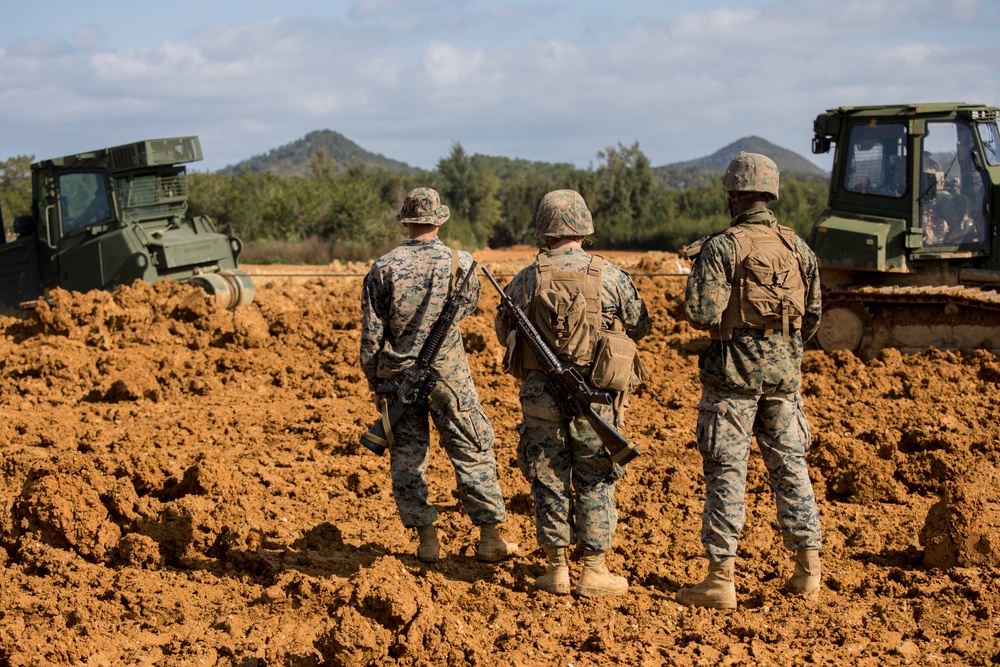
[351,0,409,18]
[422,41,485,87]
[671,7,757,39]
[0,1,998,171]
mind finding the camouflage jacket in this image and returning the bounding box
[360,239,478,391]
[685,207,822,394]
[494,247,651,397]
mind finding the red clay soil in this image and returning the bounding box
[0,249,998,666]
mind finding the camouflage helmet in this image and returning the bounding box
[396,187,450,226]
[534,190,594,240]
[722,152,780,201]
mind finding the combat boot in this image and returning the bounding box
[575,550,628,598]
[534,547,570,595]
[784,549,821,600]
[416,524,440,563]
[675,558,737,609]
[476,523,518,562]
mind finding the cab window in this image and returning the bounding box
[844,123,907,197]
[977,121,1000,166]
[59,172,111,234]
[920,121,988,247]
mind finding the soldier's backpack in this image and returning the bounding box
[713,223,806,341]
[531,252,604,367]
[504,252,639,392]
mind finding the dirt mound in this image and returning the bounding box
[630,251,691,275]
[0,254,998,666]
[921,464,1000,569]
[10,455,124,563]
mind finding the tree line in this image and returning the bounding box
[0,143,828,263]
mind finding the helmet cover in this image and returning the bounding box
[722,152,780,201]
[534,189,594,240]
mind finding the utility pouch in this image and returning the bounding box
[502,329,531,380]
[743,250,805,322]
[590,319,637,392]
[535,288,592,363]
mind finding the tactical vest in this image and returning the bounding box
[712,223,806,341]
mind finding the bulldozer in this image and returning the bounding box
[0,136,253,311]
[809,102,1000,355]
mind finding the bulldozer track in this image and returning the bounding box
[818,284,1000,355]
[827,284,1000,312]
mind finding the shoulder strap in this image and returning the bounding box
[535,251,553,294]
[768,224,798,254]
[586,253,603,278]
[715,229,750,341]
[536,251,552,272]
[726,227,753,267]
[584,253,604,312]
[586,255,604,342]
[448,247,461,297]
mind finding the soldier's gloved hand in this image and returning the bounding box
[373,393,385,411]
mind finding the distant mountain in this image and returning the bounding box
[218,130,421,177]
[218,131,826,188]
[654,136,827,189]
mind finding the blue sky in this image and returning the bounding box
[1,0,997,172]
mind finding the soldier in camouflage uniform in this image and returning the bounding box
[360,187,517,564]
[676,153,823,609]
[494,190,650,597]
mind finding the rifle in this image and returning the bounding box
[680,230,724,259]
[359,260,478,455]
[482,265,640,466]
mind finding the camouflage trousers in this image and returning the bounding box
[388,378,507,529]
[696,386,822,561]
[517,392,622,553]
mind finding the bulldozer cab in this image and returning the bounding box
[811,103,1000,275]
[809,103,1000,355]
[0,137,253,310]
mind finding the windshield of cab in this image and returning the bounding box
[59,172,112,234]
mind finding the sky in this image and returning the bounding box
[1,0,998,173]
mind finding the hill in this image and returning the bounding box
[216,131,826,188]
[654,136,827,189]
[218,129,421,177]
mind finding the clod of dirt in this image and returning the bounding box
[11,457,123,563]
[921,464,1000,568]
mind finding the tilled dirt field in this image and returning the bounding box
[0,248,998,666]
